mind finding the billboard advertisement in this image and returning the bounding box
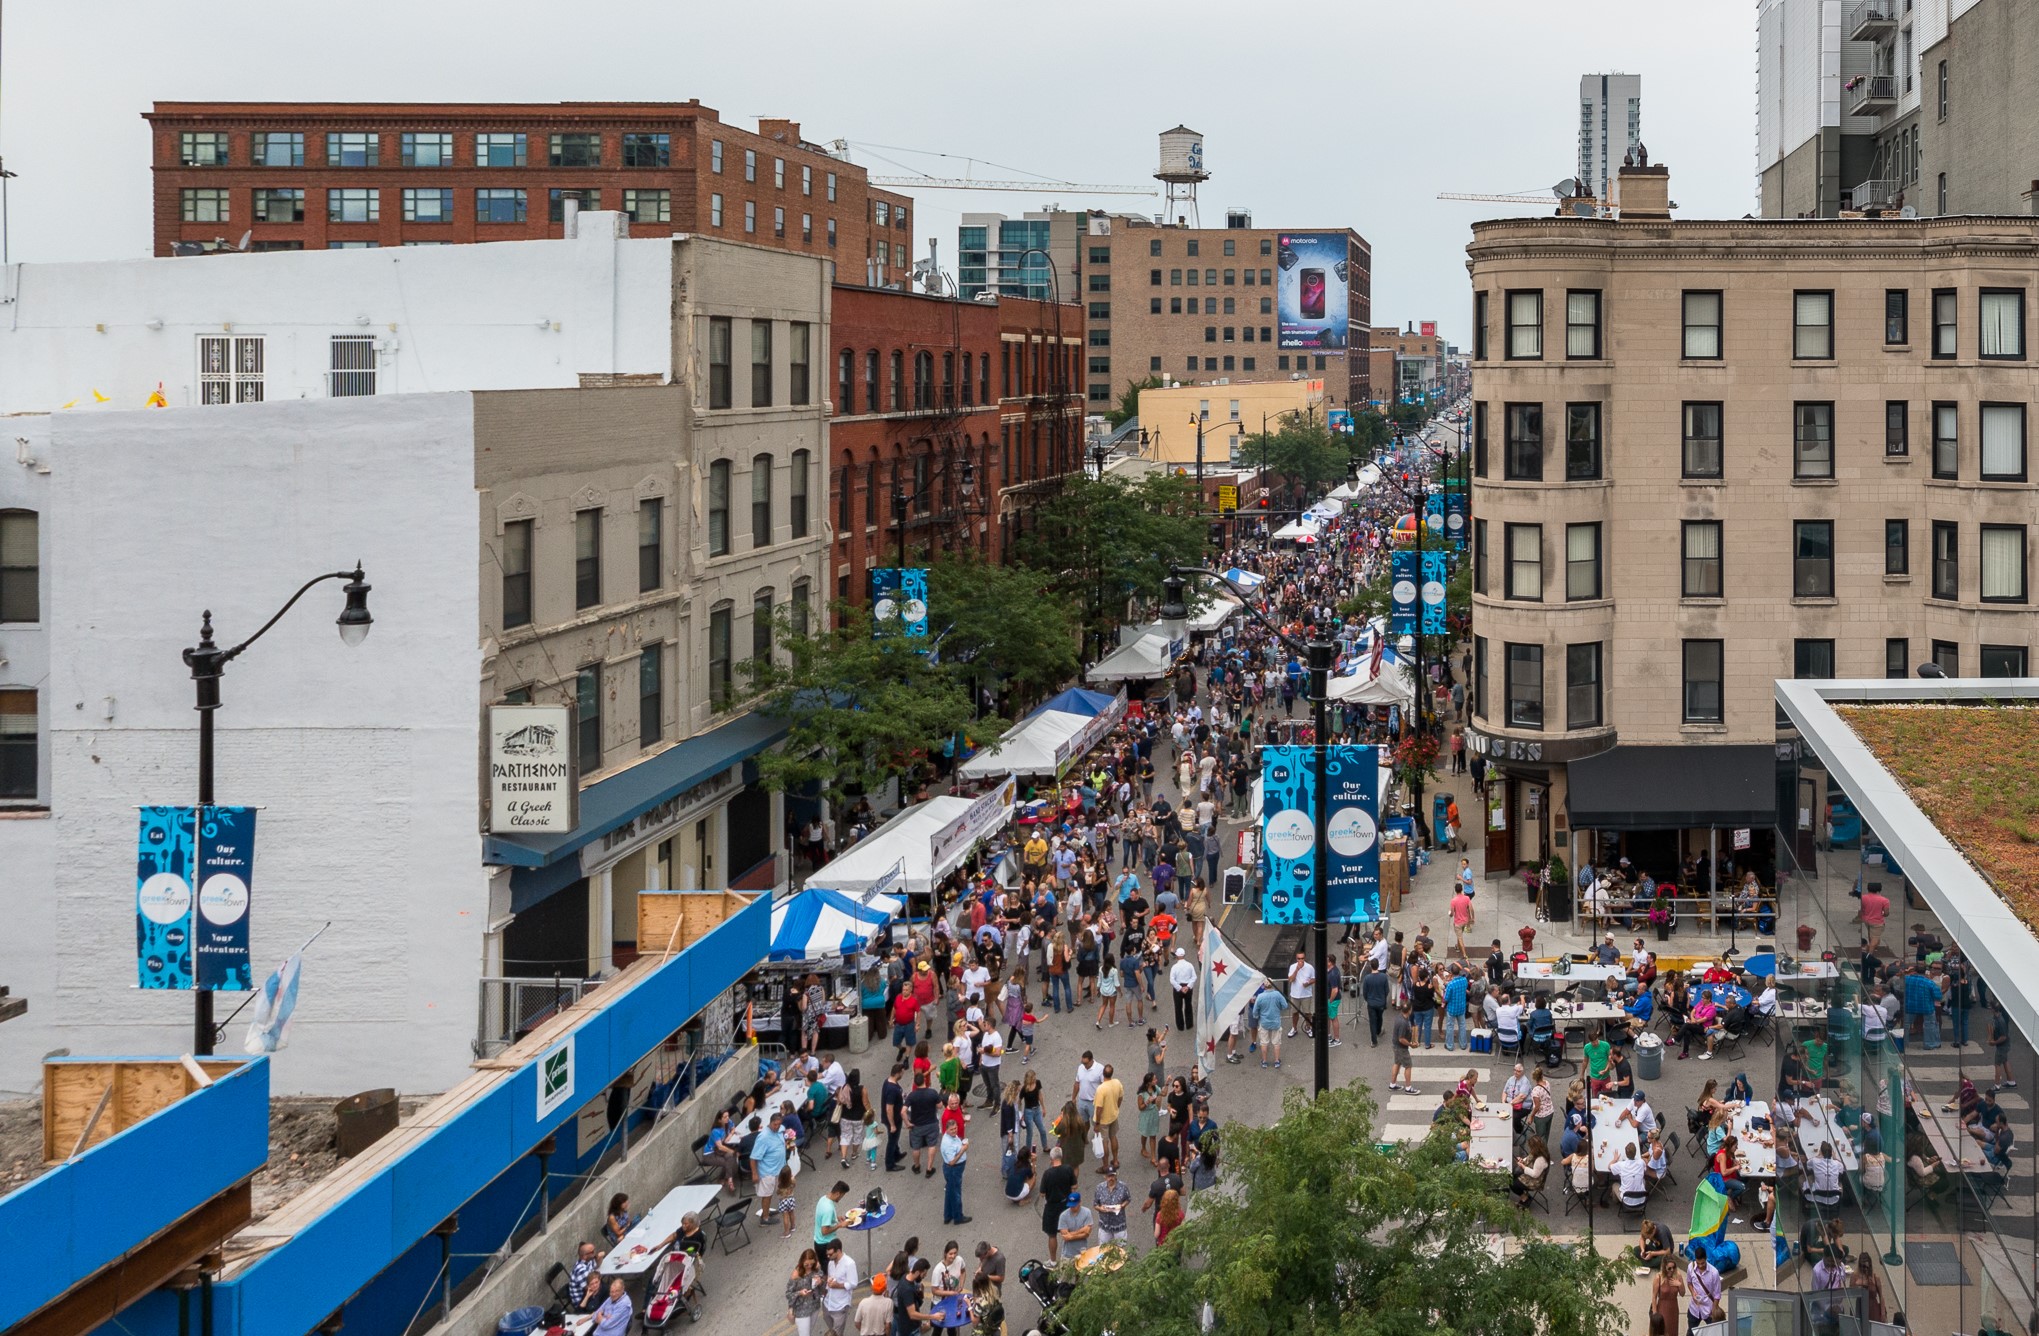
[1276,232,1350,351]
[1259,745,1381,924]
[1420,321,1437,338]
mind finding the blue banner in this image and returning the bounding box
[869,568,930,639]
[195,806,257,991]
[1423,493,1446,535]
[1389,550,1417,636]
[137,806,197,990]
[1421,550,1449,635]
[1328,408,1352,435]
[1444,492,1468,544]
[1259,745,1381,925]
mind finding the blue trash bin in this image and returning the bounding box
[499,1306,544,1335]
[1433,792,1451,841]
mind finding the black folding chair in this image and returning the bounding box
[713,1195,754,1254]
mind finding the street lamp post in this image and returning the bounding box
[182,566,373,1055]
[1162,570,1337,1097]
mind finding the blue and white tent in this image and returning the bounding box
[769,887,896,962]
[1219,567,1267,591]
[1032,687,1120,719]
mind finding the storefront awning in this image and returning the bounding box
[1567,744,1777,831]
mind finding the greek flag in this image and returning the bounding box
[1196,924,1269,1070]
[243,953,302,1054]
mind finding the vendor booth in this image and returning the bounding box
[958,689,1128,780]
[1328,648,1415,706]
[1086,622,1186,685]
[809,777,1018,908]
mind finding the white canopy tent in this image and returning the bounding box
[1328,656,1415,706]
[1087,622,1183,683]
[810,784,1014,900]
[1271,518,1321,542]
[1187,594,1240,634]
[957,710,1088,779]
[1328,481,1359,500]
[1305,497,1346,519]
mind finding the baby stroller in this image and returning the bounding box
[642,1248,702,1328]
[1017,1258,1073,1334]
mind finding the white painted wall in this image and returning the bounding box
[0,215,673,414]
[8,393,485,1096]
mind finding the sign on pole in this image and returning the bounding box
[137,805,197,990]
[870,568,930,638]
[1420,550,1449,635]
[1389,550,1417,636]
[1444,492,1468,543]
[1258,744,1381,925]
[194,806,257,991]
[1216,484,1239,513]
[137,804,257,991]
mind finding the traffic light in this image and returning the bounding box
[1257,495,1269,510]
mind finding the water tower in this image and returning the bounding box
[1156,126,1209,227]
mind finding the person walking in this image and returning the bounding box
[1169,948,1198,1030]
[1286,949,1316,1040]
[881,1064,907,1173]
[940,1125,972,1226]
[786,1250,827,1336]
[1094,1064,1125,1172]
[1389,1000,1419,1094]
[1362,962,1390,1046]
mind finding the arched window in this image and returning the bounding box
[838,452,854,531]
[889,350,904,411]
[961,353,974,406]
[789,449,811,539]
[913,352,934,410]
[865,349,879,413]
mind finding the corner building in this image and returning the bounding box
[1464,165,2039,882]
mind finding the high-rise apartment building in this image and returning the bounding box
[1577,73,1641,204]
[144,101,915,280]
[957,209,1085,303]
[1465,165,2039,879]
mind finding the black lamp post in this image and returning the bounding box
[182,565,372,1055]
[1162,568,1336,1097]
[1089,440,1112,663]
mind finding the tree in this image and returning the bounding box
[1389,399,1429,432]
[1056,1082,1628,1336]
[1349,407,1391,455]
[1246,418,1355,498]
[926,554,1081,712]
[1106,374,1164,430]
[1014,472,1206,659]
[744,605,989,808]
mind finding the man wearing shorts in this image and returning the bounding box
[1251,983,1287,1069]
[751,1111,796,1237]
[903,1076,943,1176]
[1286,949,1316,1039]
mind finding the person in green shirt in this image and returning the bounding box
[938,1043,963,1096]
[1803,1035,1828,1079]
[1584,1027,1613,1093]
[813,1180,848,1250]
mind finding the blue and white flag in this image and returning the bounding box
[243,952,302,1054]
[1196,923,1269,1072]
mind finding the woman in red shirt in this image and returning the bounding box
[1709,1133,1748,1204]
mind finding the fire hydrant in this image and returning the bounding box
[1796,923,1817,953]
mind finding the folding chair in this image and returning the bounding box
[713,1195,755,1254]
[1518,1164,1551,1213]
[544,1262,572,1304]
[1561,1169,1584,1216]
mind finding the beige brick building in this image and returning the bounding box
[1464,166,2039,880]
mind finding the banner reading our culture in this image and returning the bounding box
[1259,745,1382,925]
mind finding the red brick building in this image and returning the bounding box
[143,101,914,274]
[828,288,1083,601]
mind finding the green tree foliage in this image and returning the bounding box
[1349,407,1392,455]
[1389,399,1429,431]
[1245,418,1356,496]
[1106,374,1164,429]
[1015,472,1206,654]
[744,604,989,807]
[926,554,1080,711]
[1056,1082,1628,1336]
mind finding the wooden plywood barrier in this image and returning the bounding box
[636,891,758,958]
[43,1057,241,1163]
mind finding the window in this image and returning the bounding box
[476,133,526,167]
[1982,525,2027,602]
[707,317,732,409]
[1682,521,1722,597]
[837,348,854,409]
[326,132,378,167]
[889,350,904,410]
[1473,402,1488,477]
[1682,291,1722,359]
[1505,290,1542,359]
[1981,403,2026,480]
[327,334,376,397]
[1504,643,1544,730]
[708,605,733,709]
[1473,636,1488,721]
[801,213,812,242]
[1792,291,1834,359]
[1933,402,1959,477]
[1931,521,1958,599]
[1886,401,1909,457]
[178,130,230,166]
[0,511,37,622]
[864,350,879,412]
[1885,519,1909,575]
[1473,290,1488,361]
[1885,289,1909,344]
[873,199,886,225]
[0,686,32,799]
[1564,403,1601,480]
[1170,269,1182,286]
[753,589,774,663]
[1565,523,1601,600]
[826,172,837,202]
[744,201,755,234]
[638,644,663,747]
[1886,638,1909,679]
[1473,518,1488,595]
[800,165,812,196]
[707,459,731,556]
[1793,402,1834,479]
[576,665,602,764]
[549,133,601,167]
[1793,520,1834,597]
[710,139,724,173]
[773,158,785,189]
[1932,639,1959,675]
[501,519,532,628]
[788,323,810,406]
[398,186,452,223]
[623,133,670,168]
[253,188,304,223]
[196,334,264,404]
[1505,523,1541,601]
[1566,643,1602,730]
[572,508,602,609]
[1936,58,1948,119]
[1681,640,1724,723]
[1504,403,1542,480]
[1187,240,1199,256]
[1982,645,2029,678]
[1679,401,1722,477]
[791,581,810,639]
[1932,289,1957,358]
[1087,274,1110,293]
[709,193,724,227]
[473,188,524,223]
[751,454,773,547]
[913,350,934,407]
[1977,289,2027,360]
[180,188,229,223]
[254,131,302,167]
[400,132,453,167]
[1565,290,1601,358]
[773,206,785,238]
[864,460,878,525]
[638,498,662,592]
[1794,639,1835,680]
[622,189,670,224]
[826,218,837,248]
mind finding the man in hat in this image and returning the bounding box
[1592,933,1621,967]
[1170,948,1198,1029]
[1056,1191,1096,1254]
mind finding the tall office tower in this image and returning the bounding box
[1578,73,1642,204]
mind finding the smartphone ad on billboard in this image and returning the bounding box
[1276,232,1350,351]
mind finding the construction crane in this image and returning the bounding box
[1436,191,1570,204]
[1438,179,1607,216]
[828,139,1154,195]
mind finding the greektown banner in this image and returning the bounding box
[1420,549,1449,635]
[1444,491,1468,543]
[870,567,930,639]
[136,805,197,990]
[1259,745,1381,925]
[1389,550,1418,636]
[137,804,257,990]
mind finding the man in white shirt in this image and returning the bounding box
[1494,996,1524,1049]
[1805,1145,1846,1206]
[1072,1052,1105,1123]
[822,1241,859,1334]
[1169,949,1198,1029]
[1368,933,1391,973]
[1617,1091,1658,1140]
[1287,949,1316,1039]
[820,1056,848,1100]
[961,960,991,1003]
[975,1028,1004,1109]
[1611,1145,1650,1208]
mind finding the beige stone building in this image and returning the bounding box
[1464,165,2039,881]
[1135,379,1325,468]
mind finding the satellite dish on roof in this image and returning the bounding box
[1899,205,1919,218]
[1552,178,1580,199]
[1568,202,1596,217]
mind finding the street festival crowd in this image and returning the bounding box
[548,433,2013,1336]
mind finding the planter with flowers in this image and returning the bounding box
[1647,897,1675,942]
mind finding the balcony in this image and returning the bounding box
[1847,74,1898,115]
[1846,0,1897,41]
[1847,177,1901,211]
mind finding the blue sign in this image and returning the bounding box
[869,567,930,639]
[1421,550,1449,635]
[136,804,257,991]
[1259,745,1381,925]
[195,805,257,991]
[1424,493,1446,534]
[1444,492,1468,544]
[1328,408,1353,435]
[1389,550,1417,636]
[137,806,197,990]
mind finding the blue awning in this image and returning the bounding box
[487,710,788,872]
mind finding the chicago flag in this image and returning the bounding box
[1196,923,1270,1069]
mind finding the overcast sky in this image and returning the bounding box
[1,0,1754,343]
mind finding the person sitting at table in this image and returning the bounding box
[1527,996,1559,1066]
[1592,933,1621,967]
[1616,1089,1657,1139]
[676,1212,708,1260]
[1635,1217,1676,1268]
[1502,1062,1534,1134]
[703,1110,743,1193]
[1621,983,1654,1038]
[1723,1071,1755,1106]
[605,1192,635,1244]
[1701,958,1736,986]
[1753,977,1779,1020]
[1711,1134,1749,1203]
[1606,1143,1650,1209]
[1679,993,1721,1061]
[1719,994,1753,1043]
[1562,1139,1594,1205]
[1804,1141,1846,1207]
[1644,1129,1671,1187]
[567,1241,604,1313]
[1510,1134,1551,1207]
[1662,981,1690,1037]
[1959,1081,1995,1139]
[1603,1047,1636,1102]
[1977,1109,2016,1174]
[1904,1129,1951,1208]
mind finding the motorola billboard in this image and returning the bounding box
[1276,232,1350,352]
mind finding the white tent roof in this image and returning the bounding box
[1271,518,1321,541]
[1087,623,1181,683]
[810,788,1011,898]
[1328,481,1359,500]
[1329,655,1415,705]
[1187,595,1240,634]
[1306,496,1346,518]
[958,710,1089,778]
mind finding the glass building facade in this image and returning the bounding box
[956,215,1066,301]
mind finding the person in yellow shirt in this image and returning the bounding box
[1092,1064,1126,1173]
[1023,833,1050,876]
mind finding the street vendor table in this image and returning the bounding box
[601,1183,721,1278]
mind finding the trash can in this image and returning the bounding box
[1433,792,1452,842]
[1634,1032,1663,1082]
[334,1087,399,1157]
[498,1306,544,1334]
[847,1013,871,1054]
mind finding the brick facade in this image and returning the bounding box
[144,101,913,273]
